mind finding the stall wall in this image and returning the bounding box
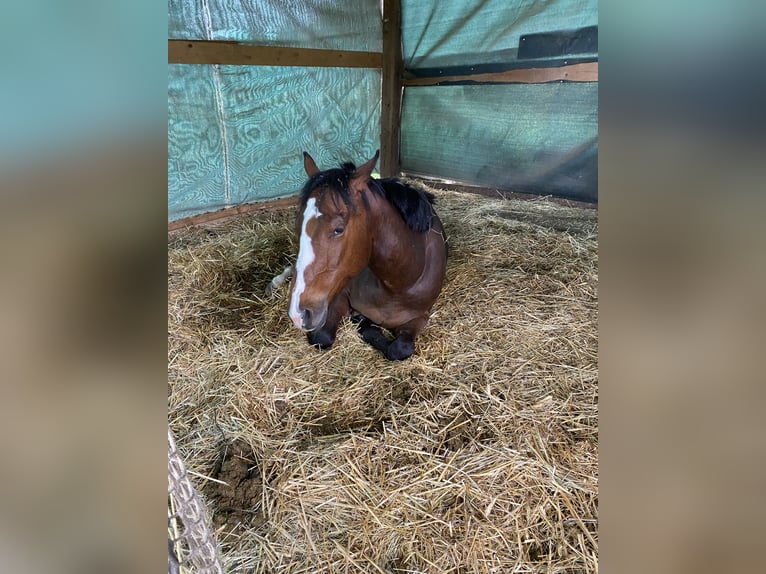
[400,0,598,201]
[168,0,382,220]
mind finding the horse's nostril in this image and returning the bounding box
[301,308,312,328]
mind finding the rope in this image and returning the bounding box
[168,428,224,574]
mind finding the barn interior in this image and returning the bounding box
[168,2,598,572]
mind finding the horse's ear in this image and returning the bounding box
[303,152,319,177]
[352,150,380,182]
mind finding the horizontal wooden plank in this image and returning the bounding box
[403,62,598,86]
[168,40,382,68]
[407,56,596,79]
[169,196,299,231]
[405,175,597,208]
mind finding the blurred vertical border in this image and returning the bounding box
[600,1,766,573]
[0,1,167,573]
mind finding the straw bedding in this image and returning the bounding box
[168,184,598,573]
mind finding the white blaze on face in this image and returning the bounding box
[289,197,321,328]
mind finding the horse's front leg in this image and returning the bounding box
[387,316,429,360]
[356,316,427,361]
[306,293,350,350]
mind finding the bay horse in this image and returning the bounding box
[287,150,447,360]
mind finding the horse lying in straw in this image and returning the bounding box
[284,150,447,361]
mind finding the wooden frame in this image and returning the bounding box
[169,197,299,231]
[380,0,403,178]
[168,40,382,68]
[403,62,598,86]
[168,8,599,226]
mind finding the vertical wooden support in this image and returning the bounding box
[380,0,402,177]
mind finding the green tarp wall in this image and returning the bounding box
[400,0,598,201]
[168,0,382,220]
[168,0,598,220]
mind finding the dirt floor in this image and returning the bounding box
[168,184,598,573]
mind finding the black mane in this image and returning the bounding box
[299,162,357,211]
[301,162,435,232]
[375,178,436,233]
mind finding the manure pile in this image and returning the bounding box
[168,186,598,573]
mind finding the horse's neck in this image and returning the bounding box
[366,192,427,289]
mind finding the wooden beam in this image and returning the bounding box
[168,40,382,68]
[404,176,597,208]
[403,62,598,86]
[380,0,403,177]
[168,196,299,231]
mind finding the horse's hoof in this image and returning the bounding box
[385,338,415,361]
[307,329,335,350]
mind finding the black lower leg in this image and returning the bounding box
[385,334,415,361]
[356,318,391,353]
[356,319,415,361]
[305,295,349,351]
[307,327,336,350]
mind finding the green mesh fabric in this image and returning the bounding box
[168,0,382,51]
[401,83,597,201]
[400,0,598,201]
[402,0,597,69]
[167,0,383,221]
[168,0,598,220]
[168,64,380,220]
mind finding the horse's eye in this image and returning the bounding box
[332,226,345,237]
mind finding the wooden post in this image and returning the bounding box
[380,0,402,178]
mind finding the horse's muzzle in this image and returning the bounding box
[290,304,328,332]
